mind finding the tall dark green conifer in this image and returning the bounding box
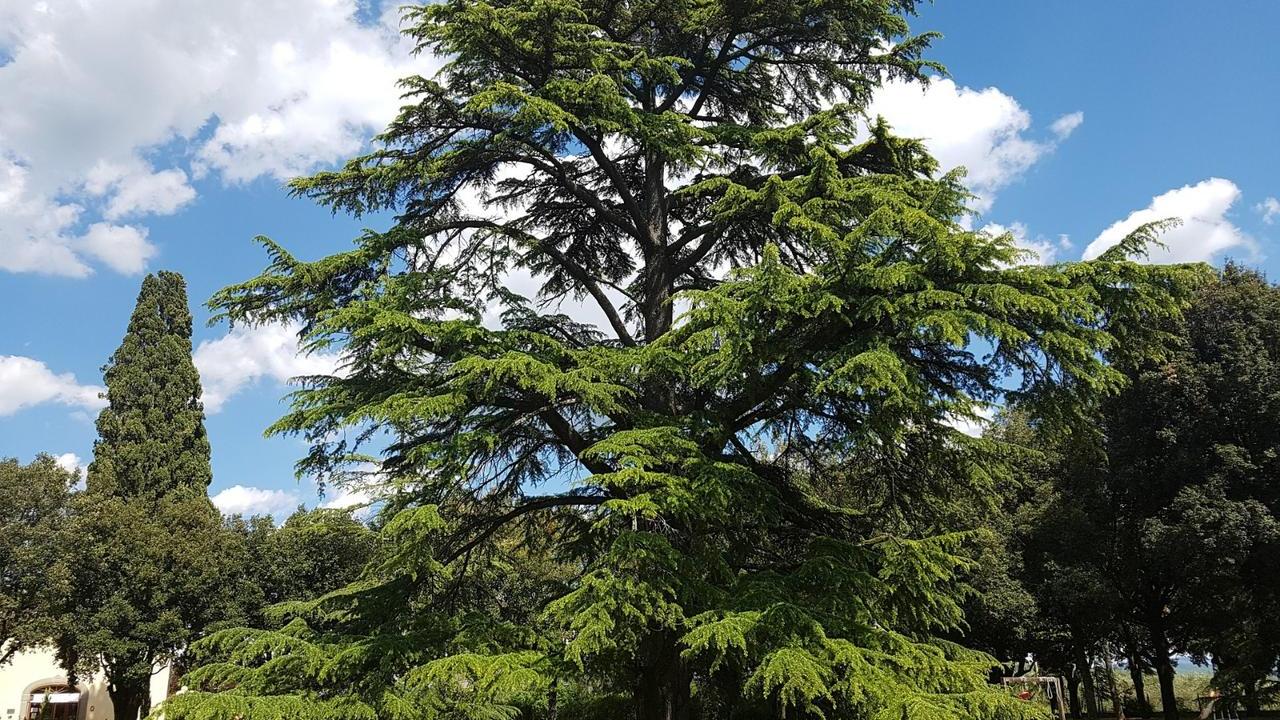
[50,271,245,720]
[89,270,212,497]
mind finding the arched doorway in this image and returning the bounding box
[22,682,82,720]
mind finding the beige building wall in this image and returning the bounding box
[0,648,171,720]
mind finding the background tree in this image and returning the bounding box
[51,271,252,720]
[1099,263,1280,717]
[163,1,1200,718]
[88,270,211,498]
[235,507,379,608]
[995,264,1280,719]
[1006,416,1118,720]
[53,493,254,720]
[0,456,75,666]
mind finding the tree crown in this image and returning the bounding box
[90,270,212,497]
[177,1,1206,717]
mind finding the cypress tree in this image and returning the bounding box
[51,272,251,720]
[88,270,212,497]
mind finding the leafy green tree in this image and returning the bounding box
[165,1,1199,718]
[1003,265,1280,719]
[241,507,380,607]
[0,455,76,666]
[51,272,253,720]
[973,410,1114,719]
[54,493,254,720]
[1099,264,1280,717]
[88,270,211,497]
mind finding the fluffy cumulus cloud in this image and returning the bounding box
[945,404,997,438]
[0,156,94,276]
[0,355,106,416]
[1082,178,1256,264]
[210,484,301,518]
[980,221,1072,265]
[53,452,83,474]
[869,78,1082,214]
[0,0,433,277]
[78,223,155,274]
[193,322,345,413]
[1257,197,1280,225]
[84,160,197,221]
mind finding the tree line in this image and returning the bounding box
[0,273,376,720]
[961,263,1280,718]
[5,265,1276,720]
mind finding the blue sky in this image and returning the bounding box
[1,1,1277,519]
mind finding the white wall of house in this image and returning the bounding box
[0,648,171,720]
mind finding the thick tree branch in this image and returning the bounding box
[567,127,651,249]
[428,219,637,346]
[444,492,610,564]
[537,409,615,475]
[515,148,639,236]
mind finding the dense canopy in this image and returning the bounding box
[157,1,1204,719]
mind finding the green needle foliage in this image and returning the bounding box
[168,1,1203,718]
[89,270,212,497]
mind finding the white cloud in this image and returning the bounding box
[1256,197,1280,225]
[945,404,997,438]
[78,222,155,274]
[981,221,1072,265]
[195,37,419,183]
[0,156,91,276]
[0,157,156,275]
[0,0,433,277]
[53,452,82,474]
[1082,178,1255,264]
[0,355,106,416]
[1050,111,1085,140]
[319,480,381,521]
[211,484,300,518]
[194,322,344,413]
[870,78,1081,213]
[320,484,376,511]
[85,161,196,220]
[53,452,88,488]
